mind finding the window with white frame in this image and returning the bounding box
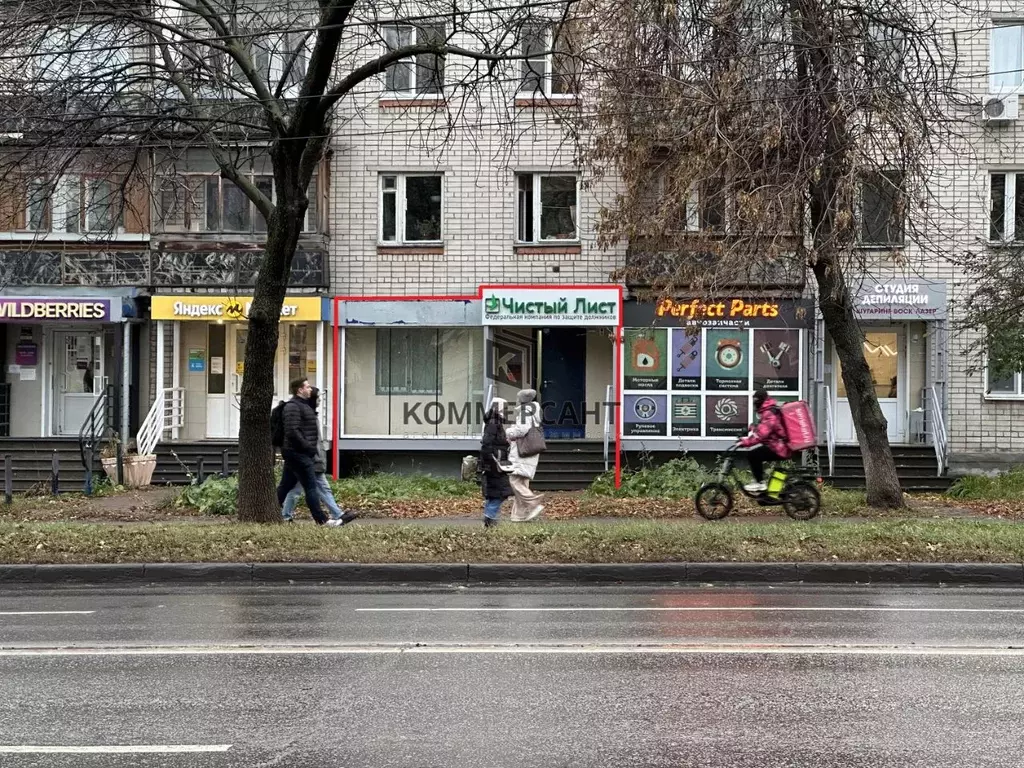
[516,174,579,242]
[383,23,445,95]
[252,32,309,93]
[989,171,1024,243]
[863,22,906,86]
[379,174,443,243]
[859,171,905,246]
[16,176,124,234]
[520,24,580,97]
[157,174,318,234]
[35,24,132,85]
[375,328,440,395]
[991,23,1024,92]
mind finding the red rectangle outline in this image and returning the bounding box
[331,285,623,488]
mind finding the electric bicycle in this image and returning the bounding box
[694,443,822,521]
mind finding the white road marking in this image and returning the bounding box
[355,606,1024,614]
[0,642,1022,657]
[0,745,231,754]
[0,611,95,616]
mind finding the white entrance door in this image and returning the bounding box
[54,330,105,435]
[834,329,905,444]
[227,326,287,436]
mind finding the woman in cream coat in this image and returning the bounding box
[503,388,545,522]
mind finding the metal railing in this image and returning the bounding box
[927,385,948,477]
[78,385,114,473]
[602,384,613,471]
[822,384,835,477]
[137,387,185,458]
[0,382,10,437]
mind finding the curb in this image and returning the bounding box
[0,562,1022,586]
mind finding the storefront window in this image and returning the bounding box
[344,327,483,436]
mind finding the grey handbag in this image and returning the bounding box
[517,425,547,458]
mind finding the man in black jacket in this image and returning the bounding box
[276,377,329,525]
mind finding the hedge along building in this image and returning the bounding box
[330,285,624,489]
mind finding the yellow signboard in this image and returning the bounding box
[151,296,322,322]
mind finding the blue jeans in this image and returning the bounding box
[282,473,342,521]
[277,450,327,525]
[483,498,504,520]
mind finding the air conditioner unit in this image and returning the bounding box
[982,94,1019,123]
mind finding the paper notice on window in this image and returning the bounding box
[20,367,36,381]
[210,357,224,375]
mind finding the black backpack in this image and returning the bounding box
[270,400,286,448]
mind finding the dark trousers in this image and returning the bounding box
[278,450,327,524]
[745,445,782,483]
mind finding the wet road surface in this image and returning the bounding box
[1,582,1023,766]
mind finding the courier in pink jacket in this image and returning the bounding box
[738,389,790,493]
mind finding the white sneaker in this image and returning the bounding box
[744,482,767,493]
[524,505,544,522]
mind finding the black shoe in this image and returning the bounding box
[483,517,498,528]
[340,512,359,525]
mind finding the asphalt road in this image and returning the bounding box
[1,582,1023,767]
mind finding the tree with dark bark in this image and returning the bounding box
[568,0,965,507]
[0,0,576,521]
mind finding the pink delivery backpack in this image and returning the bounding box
[774,400,817,452]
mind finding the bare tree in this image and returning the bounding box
[0,0,577,521]
[568,0,967,507]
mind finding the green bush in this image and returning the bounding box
[331,473,478,502]
[175,471,477,515]
[947,467,1024,500]
[175,475,238,516]
[587,457,715,499]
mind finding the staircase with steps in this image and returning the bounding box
[0,438,100,494]
[531,440,609,491]
[154,441,239,485]
[826,444,951,492]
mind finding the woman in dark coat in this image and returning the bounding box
[480,397,514,528]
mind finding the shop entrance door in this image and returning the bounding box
[539,327,587,439]
[227,326,288,437]
[54,330,105,436]
[834,328,906,444]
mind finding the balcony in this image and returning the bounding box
[622,245,806,291]
[0,249,328,289]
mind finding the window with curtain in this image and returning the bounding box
[375,328,441,395]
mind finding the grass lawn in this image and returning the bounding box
[1,518,1021,565]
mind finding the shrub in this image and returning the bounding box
[947,467,1024,500]
[174,475,238,516]
[587,457,714,499]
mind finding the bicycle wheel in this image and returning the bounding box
[695,482,734,520]
[782,480,821,520]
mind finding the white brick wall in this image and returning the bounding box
[324,1,1024,459]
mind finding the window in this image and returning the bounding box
[991,23,1024,92]
[520,24,580,96]
[383,23,445,94]
[860,171,904,246]
[158,174,318,234]
[375,328,440,395]
[863,22,906,86]
[989,171,1024,243]
[86,179,124,233]
[253,32,309,92]
[516,174,578,242]
[11,176,114,234]
[36,24,131,85]
[379,174,442,243]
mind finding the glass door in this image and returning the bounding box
[227,325,287,438]
[54,331,104,435]
[835,329,904,444]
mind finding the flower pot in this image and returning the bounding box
[100,457,118,482]
[99,454,158,488]
[123,454,157,489]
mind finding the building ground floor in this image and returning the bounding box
[0,291,141,442]
[9,275,1024,489]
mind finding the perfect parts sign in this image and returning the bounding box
[481,287,621,326]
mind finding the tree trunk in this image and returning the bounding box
[813,259,905,508]
[236,149,307,523]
